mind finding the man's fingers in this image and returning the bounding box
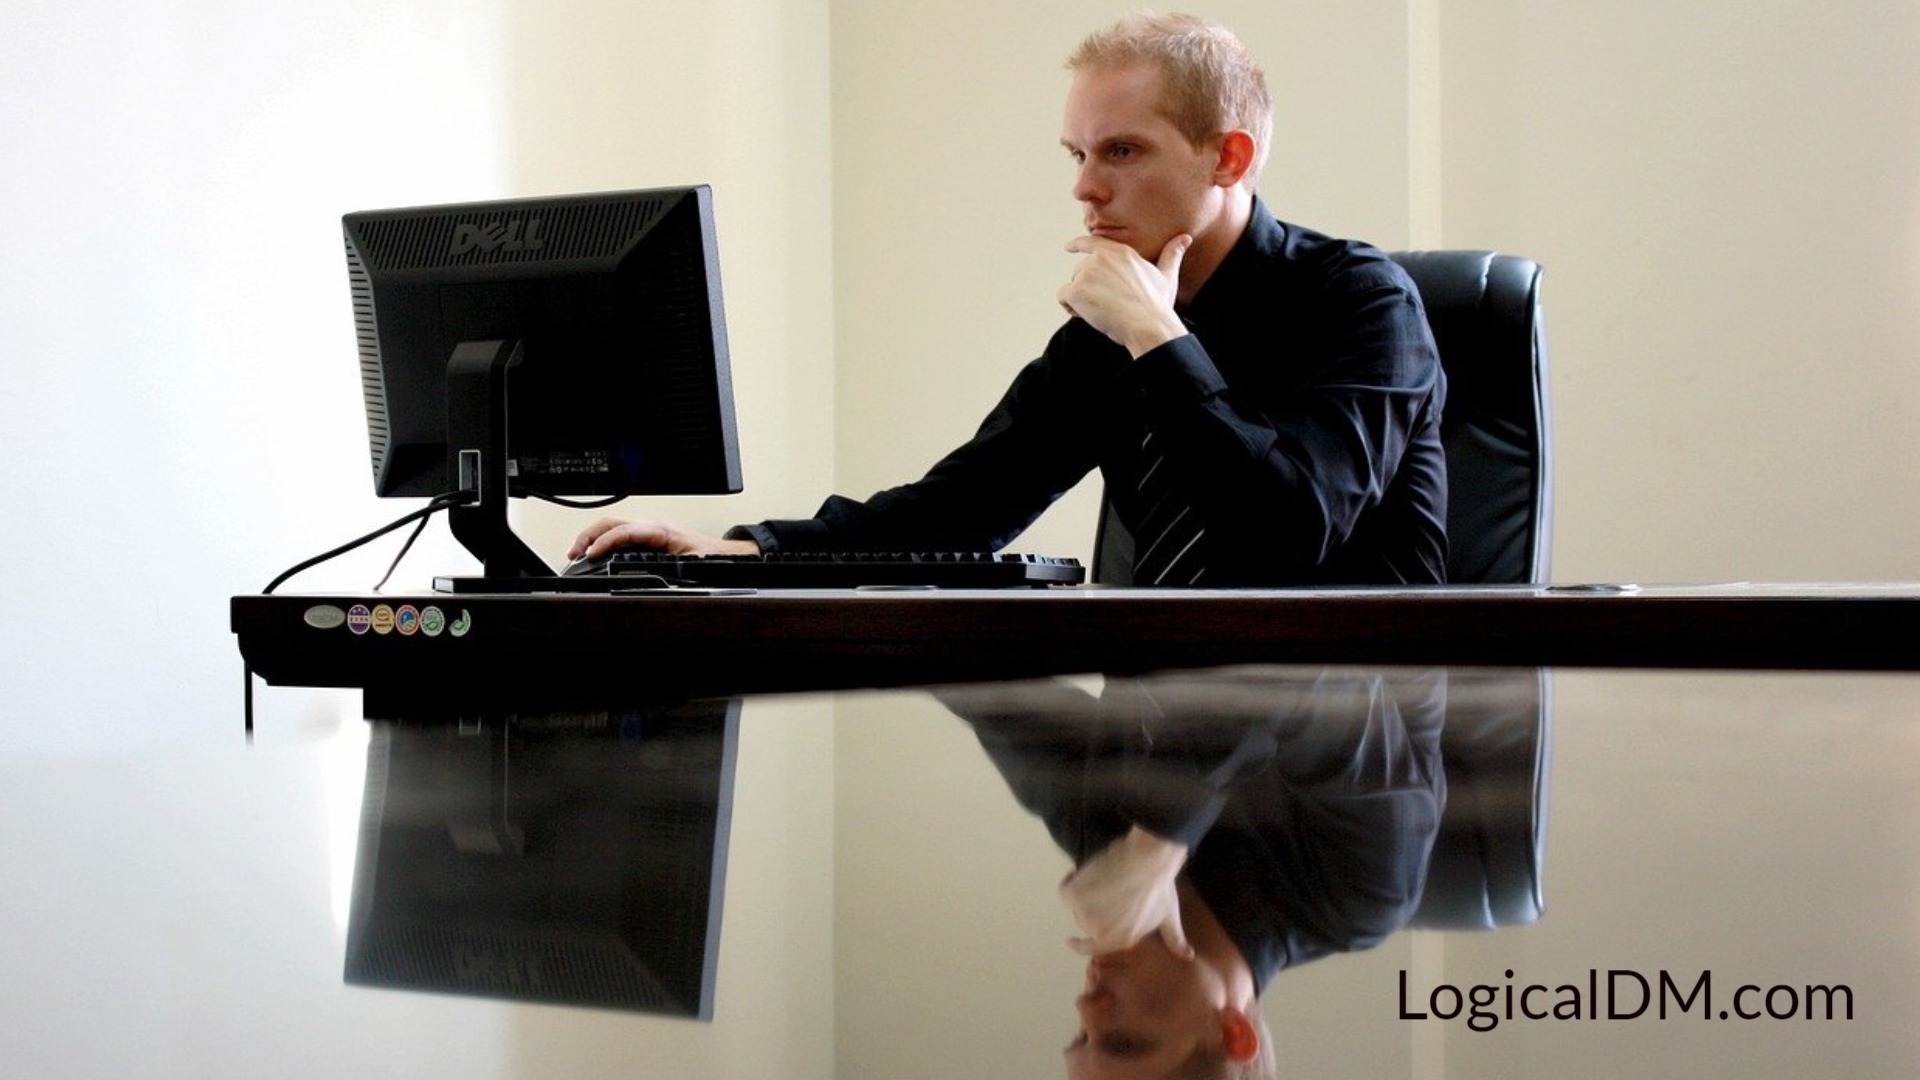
[568,517,626,559]
[1157,233,1193,277]
[571,519,675,560]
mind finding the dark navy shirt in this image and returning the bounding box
[731,199,1448,586]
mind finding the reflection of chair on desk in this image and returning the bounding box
[1413,667,1553,930]
[1093,250,1552,587]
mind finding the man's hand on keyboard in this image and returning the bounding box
[568,518,760,562]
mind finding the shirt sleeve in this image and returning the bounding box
[730,348,1108,553]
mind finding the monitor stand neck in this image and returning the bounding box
[443,339,553,587]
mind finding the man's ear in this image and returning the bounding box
[1211,130,1257,188]
[1219,1005,1260,1064]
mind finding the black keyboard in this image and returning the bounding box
[566,550,1086,589]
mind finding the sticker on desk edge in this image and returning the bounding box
[303,604,347,630]
[347,605,372,635]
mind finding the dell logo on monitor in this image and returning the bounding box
[450,219,546,256]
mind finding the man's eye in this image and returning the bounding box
[1109,145,1135,159]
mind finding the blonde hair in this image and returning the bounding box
[1066,12,1273,181]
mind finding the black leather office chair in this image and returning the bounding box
[1391,250,1552,585]
[1092,250,1552,586]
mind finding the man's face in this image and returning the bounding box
[1061,64,1224,262]
[1065,938,1224,1080]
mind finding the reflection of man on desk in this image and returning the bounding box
[942,668,1446,1079]
[572,13,1447,587]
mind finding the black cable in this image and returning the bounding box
[262,493,462,594]
[371,502,439,592]
[529,491,626,510]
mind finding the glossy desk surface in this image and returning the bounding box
[11,661,1917,1079]
[10,589,1919,1078]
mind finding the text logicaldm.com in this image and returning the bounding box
[1399,969,1854,1032]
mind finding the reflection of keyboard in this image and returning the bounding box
[567,550,1086,589]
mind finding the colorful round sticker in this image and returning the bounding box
[370,605,396,635]
[347,605,372,635]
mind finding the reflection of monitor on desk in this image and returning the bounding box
[343,700,740,1018]
[345,185,742,590]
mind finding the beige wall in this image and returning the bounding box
[1440,0,1920,582]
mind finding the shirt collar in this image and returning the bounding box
[1183,194,1280,319]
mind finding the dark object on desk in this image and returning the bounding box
[345,184,741,586]
[1091,250,1551,588]
[344,700,740,1019]
[558,550,1087,590]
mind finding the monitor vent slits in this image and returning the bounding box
[355,194,674,270]
[344,240,390,484]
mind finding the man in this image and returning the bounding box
[572,13,1447,586]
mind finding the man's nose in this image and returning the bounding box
[1077,987,1113,1025]
[1073,163,1106,204]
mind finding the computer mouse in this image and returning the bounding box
[561,553,614,577]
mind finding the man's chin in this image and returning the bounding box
[1121,233,1177,261]
[1086,223,1177,261]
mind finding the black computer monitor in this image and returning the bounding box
[345,185,742,588]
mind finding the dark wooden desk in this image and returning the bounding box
[232,583,1920,706]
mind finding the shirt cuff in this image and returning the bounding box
[722,523,777,553]
[725,518,837,553]
[1121,332,1228,411]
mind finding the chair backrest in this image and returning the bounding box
[1411,667,1552,931]
[1090,250,1552,586]
[1390,250,1552,585]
